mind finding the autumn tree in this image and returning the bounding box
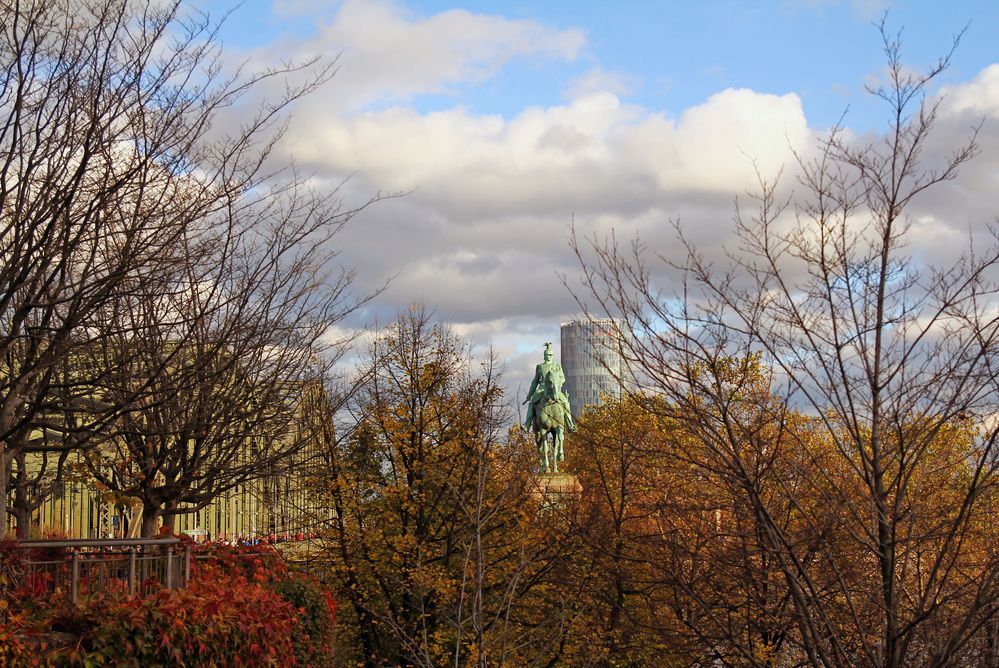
[575,23,999,667]
[566,395,689,667]
[317,308,567,667]
[566,367,842,667]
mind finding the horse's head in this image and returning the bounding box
[541,372,557,401]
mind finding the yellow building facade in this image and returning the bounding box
[22,443,325,541]
[11,384,333,541]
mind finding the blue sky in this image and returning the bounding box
[204,0,997,128]
[191,0,999,391]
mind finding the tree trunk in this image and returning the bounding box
[987,615,999,668]
[141,505,161,538]
[11,457,33,539]
[0,451,10,538]
[13,506,31,539]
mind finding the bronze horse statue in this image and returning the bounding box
[529,374,567,473]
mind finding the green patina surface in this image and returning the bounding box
[523,343,575,472]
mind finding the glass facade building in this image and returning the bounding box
[560,318,632,418]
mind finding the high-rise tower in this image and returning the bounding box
[560,318,632,418]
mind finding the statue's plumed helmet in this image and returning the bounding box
[544,342,553,358]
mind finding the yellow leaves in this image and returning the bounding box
[751,639,780,666]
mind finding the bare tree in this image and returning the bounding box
[575,23,999,667]
[9,438,73,538]
[0,0,341,532]
[76,173,371,537]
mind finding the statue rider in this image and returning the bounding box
[523,342,577,432]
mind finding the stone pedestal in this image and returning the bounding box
[530,473,582,507]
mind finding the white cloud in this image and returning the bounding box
[261,0,585,110]
[622,88,811,192]
[939,64,999,117]
[215,3,999,401]
[284,87,812,220]
[275,84,821,363]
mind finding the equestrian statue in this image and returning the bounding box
[523,342,576,473]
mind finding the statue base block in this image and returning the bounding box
[530,473,582,506]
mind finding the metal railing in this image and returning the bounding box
[9,538,191,603]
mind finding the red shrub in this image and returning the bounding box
[0,608,38,667]
[191,543,288,583]
[82,573,299,666]
[0,543,337,666]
